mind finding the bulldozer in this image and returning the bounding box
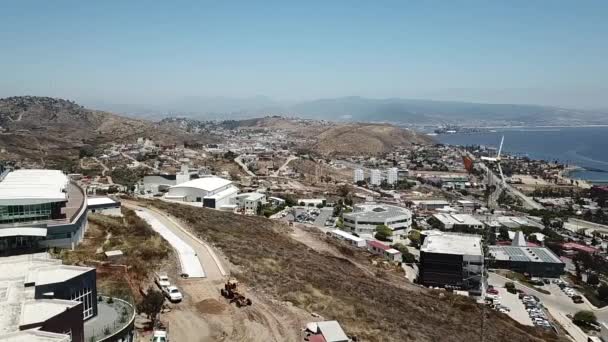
[220,279,252,307]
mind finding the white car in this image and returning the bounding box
[151,328,168,342]
[163,285,183,302]
[155,274,171,288]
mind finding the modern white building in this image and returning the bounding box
[0,170,88,253]
[386,168,398,185]
[369,169,381,186]
[329,229,366,248]
[353,169,364,183]
[165,176,238,209]
[342,203,412,241]
[235,192,267,214]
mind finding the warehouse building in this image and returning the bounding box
[419,232,484,294]
[488,245,565,277]
[0,169,88,253]
[0,253,135,342]
[235,192,266,214]
[165,176,238,209]
[87,196,121,216]
[329,229,366,248]
[430,213,484,230]
[343,203,412,242]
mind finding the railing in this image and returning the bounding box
[85,295,136,342]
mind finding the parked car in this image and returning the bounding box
[163,285,183,302]
[487,288,499,295]
[572,295,584,304]
[155,273,171,288]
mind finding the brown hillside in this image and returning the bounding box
[144,200,561,342]
[313,123,433,156]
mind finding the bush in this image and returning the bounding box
[505,282,516,293]
[573,310,597,326]
[598,283,608,300]
[375,225,393,241]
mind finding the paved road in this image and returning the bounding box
[272,155,298,177]
[234,155,256,177]
[124,202,226,280]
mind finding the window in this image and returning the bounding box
[70,287,94,319]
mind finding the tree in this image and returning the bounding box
[505,281,516,293]
[375,225,393,241]
[409,230,421,248]
[598,283,608,300]
[587,273,600,286]
[137,287,165,326]
[498,227,510,241]
[573,310,597,326]
[574,251,595,270]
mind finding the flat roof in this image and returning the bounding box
[170,176,232,192]
[489,245,563,264]
[433,213,483,227]
[0,170,68,205]
[330,229,364,242]
[26,265,93,286]
[0,228,47,238]
[87,197,119,206]
[236,192,266,201]
[344,203,410,222]
[20,299,80,326]
[421,233,483,256]
[317,320,348,342]
[0,330,71,342]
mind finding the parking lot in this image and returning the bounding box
[493,287,533,326]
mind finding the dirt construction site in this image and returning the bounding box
[130,199,563,342]
[124,202,310,342]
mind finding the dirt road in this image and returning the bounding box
[127,201,309,342]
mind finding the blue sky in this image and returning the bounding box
[1,1,607,108]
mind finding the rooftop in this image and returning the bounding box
[170,176,232,192]
[344,203,411,222]
[421,232,483,256]
[489,245,563,264]
[317,320,349,342]
[20,299,80,326]
[87,196,119,207]
[236,192,266,201]
[433,213,483,227]
[0,330,71,342]
[0,170,68,205]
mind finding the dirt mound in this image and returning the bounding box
[196,298,226,315]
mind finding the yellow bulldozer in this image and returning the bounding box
[220,279,252,307]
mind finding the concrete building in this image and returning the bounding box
[369,169,381,186]
[165,176,238,209]
[140,166,198,195]
[0,170,88,253]
[412,200,450,211]
[235,192,266,214]
[488,245,565,277]
[431,213,484,230]
[87,197,121,216]
[0,253,135,342]
[353,169,364,183]
[367,240,402,262]
[343,203,412,241]
[329,229,366,248]
[419,232,484,293]
[386,168,398,185]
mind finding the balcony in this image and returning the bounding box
[84,295,135,342]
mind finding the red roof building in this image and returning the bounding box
[561,242,599,254]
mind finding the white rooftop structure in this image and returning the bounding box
[20,299,80,326]
[170,176,232,192]
[432,213,484,229]
[0,170,68,205]
[0,330,71,342]
[511,231,527,247]
[421,232,483,256]
[317,320,349,342]
[86,197,119,207]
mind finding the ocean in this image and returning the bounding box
[434,126,608,184]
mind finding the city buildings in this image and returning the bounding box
[342,203,412,241]
[329,229,366,248]
[165,176,238,209]
[0,253,135,342]
[235,192,267,214]
[353,168,364,183]
[419,232,484,293]
[367,240,402,262]
[0,170,88,253]
[369,169,381,186]
[386,167,398,185]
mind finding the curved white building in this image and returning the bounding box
[343,203,412,241]
[165,176,238,209]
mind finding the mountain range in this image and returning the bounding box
[88,96,608,127]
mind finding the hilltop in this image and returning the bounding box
[0,96,214,167]
[312,122,433,156]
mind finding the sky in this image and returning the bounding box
[1,1,607,109]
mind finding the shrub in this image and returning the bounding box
[573,310,597,326]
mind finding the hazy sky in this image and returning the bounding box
[1,1,607,108]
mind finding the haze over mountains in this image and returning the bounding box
[88,96,608,127]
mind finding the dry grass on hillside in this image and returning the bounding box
[143,199,561,342]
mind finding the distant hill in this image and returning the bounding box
[0,96,214,167]
[104,96,608,127]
